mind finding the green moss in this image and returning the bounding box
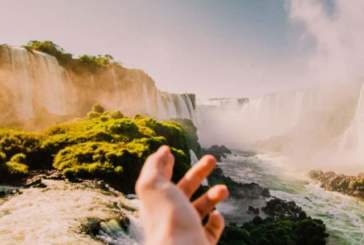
[136,117,191,163]
[5,161,29,175]
[0,129,44,168]
[0,109,193,192]
[0,152,29,179]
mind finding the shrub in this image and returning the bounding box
[24,40,114,73]
[172,118,202,156]
[0,152,29,180]
[219,199,328,245]
[0,109,195,191]
[0,129,44,168]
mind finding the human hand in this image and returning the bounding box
[136,146,229,245]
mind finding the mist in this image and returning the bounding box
[197,0,364,174]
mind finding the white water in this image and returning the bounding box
[0,180,140,245]
[219,152,364,245]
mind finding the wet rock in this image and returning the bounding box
[247,206,259,215]
[0,187,21,198]
[81,215,130,241]
[202,145,232,161]
[25,176,47,188]
[309,170,364,198]
[208,167,270,199]
[45,170,64,180]
[262,198,307,220]
[219,199,328,245]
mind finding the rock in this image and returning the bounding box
[219,198,328,245]
[25,176,47,188]
[0,187,21,198]
[208,167,270,199]
[81,215,130,240]
[247,206,259,215]
[309,169,364,198]
[202,145,232,161]
[45,170,64,180]
[262,198,307,220]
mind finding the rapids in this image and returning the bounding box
[218,151,364,245]
[0,180,140,245]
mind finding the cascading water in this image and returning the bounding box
[2,47,33,120]
[338,85,364,155]
[0,45,197,127]
[197,82,363,169]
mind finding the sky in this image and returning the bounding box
[0,0,360,99]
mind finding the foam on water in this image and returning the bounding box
[219,151,364,245]
[0,180,139,245]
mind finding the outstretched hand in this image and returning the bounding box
[136,146,229,245]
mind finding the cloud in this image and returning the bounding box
[288,0,364,83]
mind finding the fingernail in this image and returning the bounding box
[158,145,170,154]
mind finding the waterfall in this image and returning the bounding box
[338,84,364,155]
[0,46,71,121]
[197,82,363,170]
[142,83,153,116]
[0,45,197,126]
[165,94,178,118]
[156,91,168,119]
[155,92,197,122]
[35,51,68,115]
[6,47,34,120]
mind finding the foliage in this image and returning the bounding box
[0,108,193,192]
[24,40,72,66]
[24,40,114,73]
[172,118,202,157]
[78,54,113,72]
[219,199,328,245]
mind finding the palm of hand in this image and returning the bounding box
[136,146,229,245]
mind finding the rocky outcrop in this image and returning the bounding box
[309,170,364,198]
[220,198,328,245]
[202,145,232,161]
[209,167,270,199]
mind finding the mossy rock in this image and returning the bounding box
[0,108,196,192]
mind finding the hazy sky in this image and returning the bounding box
[0,0,356,99]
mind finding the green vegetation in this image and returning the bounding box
[220,199,328,245]
[172,119,202,157]
[0,106,193,192]
[24,40,114,73]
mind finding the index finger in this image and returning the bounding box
[177,155,216,198]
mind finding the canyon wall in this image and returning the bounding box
[0,45,195,128]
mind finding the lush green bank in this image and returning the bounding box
[0,105,193,193]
